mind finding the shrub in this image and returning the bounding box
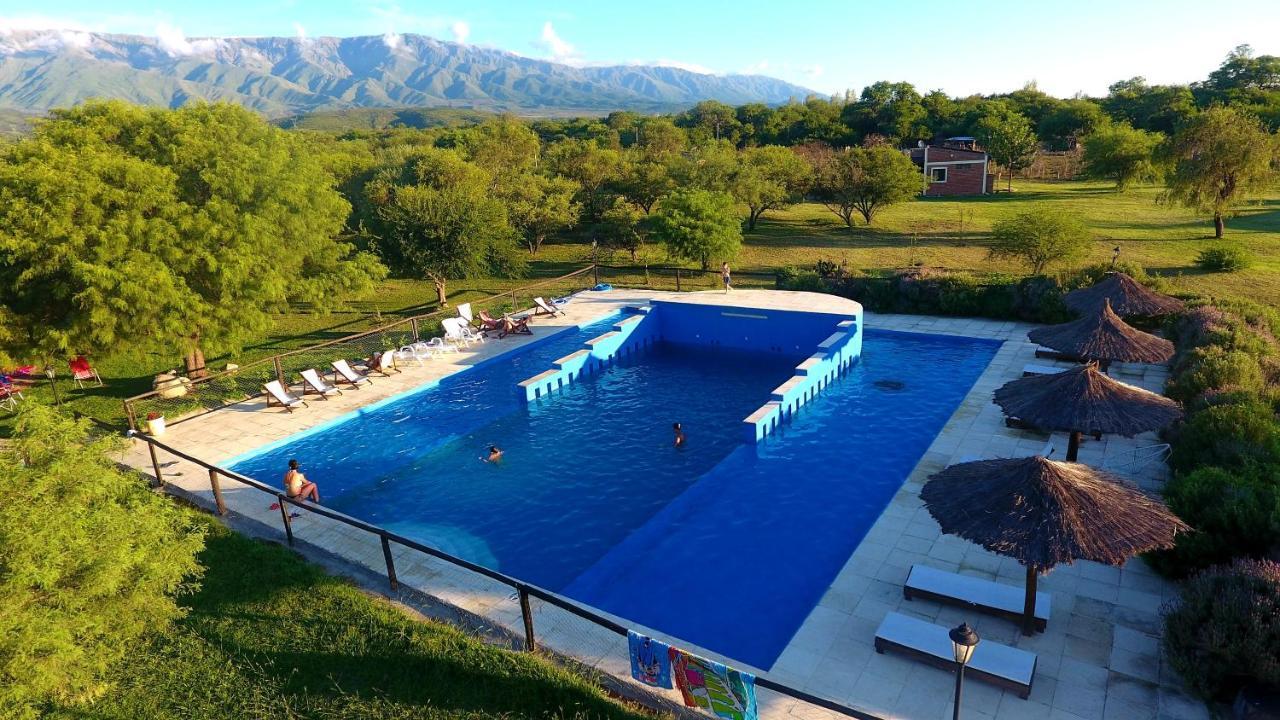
[1168,347,1266,403]
[989,207,1093,275]
[1168,399,1280,473]
[1149,465,1280,578]
[1163,559,1280,700]
[776,267,826,293]
[1196,245,1253,272]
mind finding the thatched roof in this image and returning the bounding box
[922,456,1189,568]
[993,363,1182,435]
[1028,299,1174,364]
[1063,272,1186,318]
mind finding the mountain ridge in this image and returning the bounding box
[0,31,816,116]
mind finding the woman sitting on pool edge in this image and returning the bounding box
[284,459,321,503]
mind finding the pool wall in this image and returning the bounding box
[518,306,659,401]
[743,318,861,442]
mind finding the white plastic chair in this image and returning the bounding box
[442,318,475,348]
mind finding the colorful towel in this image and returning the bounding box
[669,647,757,720]
[627,631,672,689]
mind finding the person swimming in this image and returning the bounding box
[673,422,686,448]
[485,445,504,463]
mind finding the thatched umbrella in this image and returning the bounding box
[922,456,1188,635]
[994,362,1182,461]
[1063,272,1185,318]
[1029,299,1174,366]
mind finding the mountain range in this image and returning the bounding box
[0,30,815,118]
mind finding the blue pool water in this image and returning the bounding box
[230,313,998,669]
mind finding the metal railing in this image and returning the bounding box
[134,429,884,720]
[122,266,600,430]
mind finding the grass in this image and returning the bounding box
[14,178,1280,432]
[45,515,651,720]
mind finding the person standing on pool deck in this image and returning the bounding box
[673,422,686,448]
[284,459,321,503]
[721,262,732,293]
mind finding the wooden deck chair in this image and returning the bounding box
[533,296,565,317]
[263,380,308,412]
[299,368,342,399]
[331,359,372,388]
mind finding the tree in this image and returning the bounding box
[1081,120,1163,191]
[1162,106,1280,238]
[0,406,205,717]
[544,139,622,222]
[667,140,739,194]
[599,198,648,262]
[457,115,542,191]
[506,174,580,254]
[0,101,384,378]
[1038,98,1106,150]
[842,81,928,143]
[1102,77,1198,134]
[989,207,1092,274]
[616,150,674,213]
[650,189,742,270]
[810,145,920,226]
[678,100,742,144]
[974,104,1039,191]
[368,148,525,304]
[731,145,812,230]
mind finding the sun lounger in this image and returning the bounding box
[420,336,459,354]
[477,310,504,334]
[1022,363,1066,377]
[1034,346,1085,363]
[368,351,400,376]
[395,343,435,366]
[299,368,342,399]
[533,296,565,317]
[904,565,1051,632]
[69,355,104,388]
[441,318,475,348]
[498,314,532,338]
[0,386,17,411]
[457,302,476,326]
[331,359,372,388]
[263,380,308,412]
[874,612,1037,699]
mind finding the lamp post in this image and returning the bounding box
[1111,245,1121,269]
[44,364,62,407]
[949,622,980,720]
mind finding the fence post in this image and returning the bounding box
[124,400,138,431]
[147,440,165,487]
[278,495,294,545]
[592,263,600,287]
[272,356,286,387]
[208,468,227,516]
[676,268,682,292]
[410,317,420,343]
[518,585,536,652]
[380,535,399,591]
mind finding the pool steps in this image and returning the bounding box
[518,306,658,401]
[744,319,862,443]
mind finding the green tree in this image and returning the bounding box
[650,189,742,270]
[1038,98,1106,150]
[989,207,1092,274]
[678,100,742,144]
[1163,106,1280,238]
[507,174,580,255]
[599,198,649,262]
[457,115,542,194]
[842,81,929,143]
[616,149,674,213]
[368,148,525,304]
[0,101,383,377]
[1081,120,1164,190]
[810,145,920,226]
[0,406,205,718]
[1102,77,1198,134]
[667,140,739,193]
[732,145,812,230]
[975,104,1039,191]
[544,139,622,222]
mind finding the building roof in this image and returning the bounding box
[907,145,988,165]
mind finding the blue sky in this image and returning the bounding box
[3,0,1278,97]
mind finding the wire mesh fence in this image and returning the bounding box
[597,264,779,293]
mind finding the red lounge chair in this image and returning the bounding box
[69,356,103,388]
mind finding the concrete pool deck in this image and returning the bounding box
[120,289,1205,720]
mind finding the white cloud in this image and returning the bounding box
[382,31,402,49]
[292,22,307,40]
[535,21,580,64]
[155,22,193,55]
[450,20,469,44]
[649,58,716,75]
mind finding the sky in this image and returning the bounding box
[2,0,1279,98]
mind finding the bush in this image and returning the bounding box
[1167,347,1266,403]
[1149,465,1280,578]
[1196,245,1253,272]
[775,267,826,293]
[1168,399,1280,473]
[1163,559,1280,700]
[989,207,1093,274]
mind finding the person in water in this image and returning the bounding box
[283,459,321,502]
[673,422,686,448]
[486,445,504,463]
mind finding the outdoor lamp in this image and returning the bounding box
[1111,245,1121,268]
[44,364,62,406]
[949,622,980,720]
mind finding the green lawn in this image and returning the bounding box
[45,516,651,720]
[14,178,1280,432]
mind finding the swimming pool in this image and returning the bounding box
[229,310,999,669]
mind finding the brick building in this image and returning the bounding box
[906,143,992,196]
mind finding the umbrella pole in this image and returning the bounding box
[1066,431,1082,462]
[1022,565,1039,636]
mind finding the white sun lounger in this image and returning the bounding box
[457,302,476,327]
[904,565,1051,632]
[533,296,565,317]
[369,350,400,376]
[331,359,372,388]
[442,317,483,348]
[1022,363,1066,377]
[263,380,308,412]
[874,612,1037,699]
[395,343,436,366]
[299,368,342,399]
[421,336,459,354]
